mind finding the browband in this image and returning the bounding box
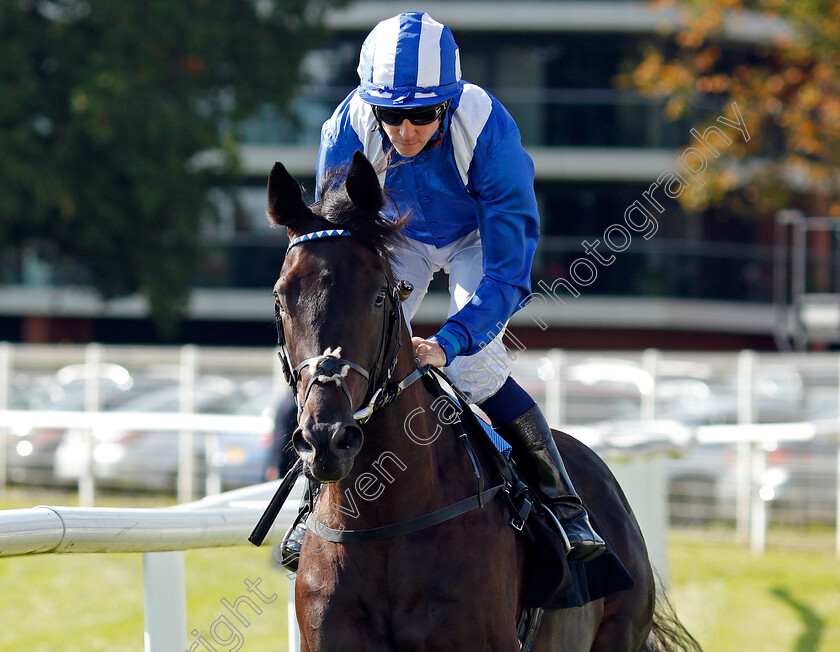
[287,229,352,251]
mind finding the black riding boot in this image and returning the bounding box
[277,482,316,573]
[496,405,606,563]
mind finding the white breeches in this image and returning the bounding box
[391,230,510,403]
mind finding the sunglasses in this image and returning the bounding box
[373,102,448,126]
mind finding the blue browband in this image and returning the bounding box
[287,229,352,251]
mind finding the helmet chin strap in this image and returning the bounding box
[422,123,445,152]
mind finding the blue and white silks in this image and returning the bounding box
[356,12,463,108]
[315,83,540,364]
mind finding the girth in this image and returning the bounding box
[306,482,506,543]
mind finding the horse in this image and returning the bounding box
[266,150,701,651]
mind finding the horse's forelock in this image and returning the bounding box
[315,169,407,264]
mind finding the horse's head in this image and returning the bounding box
[268,151,406,483]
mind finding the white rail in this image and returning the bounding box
[0,501,278,556]
[0,481,300,651]
[0,446,678,651]
[0,410,271,434]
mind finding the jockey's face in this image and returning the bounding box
[379,118,440,158]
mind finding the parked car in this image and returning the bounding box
[646,363,823,527]
[53,376,276,492]
[518,356,650,424]
[6,363,138,486]
[660,393,836,527]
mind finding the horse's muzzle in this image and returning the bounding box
[293,419,364,483]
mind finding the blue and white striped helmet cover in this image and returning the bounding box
[357,12,462,108]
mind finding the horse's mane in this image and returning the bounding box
[313,165,408,264]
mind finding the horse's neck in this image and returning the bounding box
[321,336,473,526]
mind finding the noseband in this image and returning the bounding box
[275,229,425,424]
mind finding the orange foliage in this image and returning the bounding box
[625,0,840,216]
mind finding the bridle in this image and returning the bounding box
[274,229,426,424]
[259,231,516,554]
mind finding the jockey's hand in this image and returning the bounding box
[412,337,446,367]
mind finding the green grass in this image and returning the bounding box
[0,488,290,651]
[2,488,840,650]
[0,545,290,651]
[669,532,840,652]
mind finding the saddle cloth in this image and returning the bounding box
[474,411,634,610]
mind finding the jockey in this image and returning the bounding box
[280,11,605,570]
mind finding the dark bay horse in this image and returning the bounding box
[267,151,700,651]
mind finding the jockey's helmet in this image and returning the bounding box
[357,12,462,108]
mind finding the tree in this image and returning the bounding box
[0,0,344,335]
[621,0,840,218]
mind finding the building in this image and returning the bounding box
[0,2,786,350]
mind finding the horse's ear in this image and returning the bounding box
[345,150,384,214]
[267,161,308,228]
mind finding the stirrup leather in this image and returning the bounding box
[495,405,606,562]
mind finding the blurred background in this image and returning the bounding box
[1,1,840,650]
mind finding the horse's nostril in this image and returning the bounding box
[292,428,314,456]
[333,424,364,456]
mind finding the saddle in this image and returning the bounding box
[420,371,634,646]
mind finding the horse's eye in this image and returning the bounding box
[375,288,387,307]
[274,293,285,313]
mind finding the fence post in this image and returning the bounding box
[143,551,187,652]
[0,341,10,498]
[747,351,768,556]
[735,350,755,546]
[836,354,840,559]
[545,349,565,428]
[178,346,198,503]
[80,343,102,507]
[749,438,767,555]
[736,349,768,554]
[610,456,669,585]
[205,432,221,497]
[641,348,659,421]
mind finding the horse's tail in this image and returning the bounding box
[643,587,704,652]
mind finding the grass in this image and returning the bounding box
[668,531,840,652]
[1,488,840,650]
[0,545,290,651]
[0,488,290,651]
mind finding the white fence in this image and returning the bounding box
[0,480,300,651]
[2,341,840,556]
[3,340,840,648]
[0,454,670,651]
[0,341,285,504]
